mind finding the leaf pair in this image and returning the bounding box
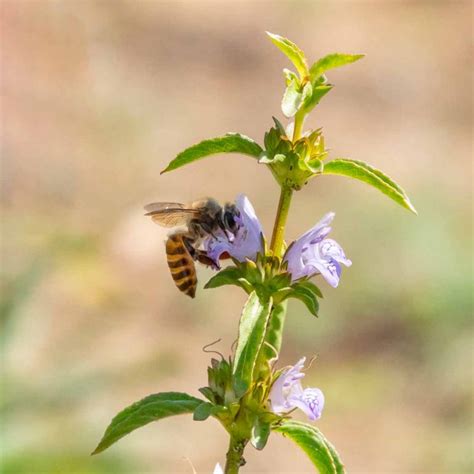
[92,392,346,474]
[267,32,364,118]
[162,132,416,213]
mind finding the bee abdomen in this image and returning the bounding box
[165,234,197,298]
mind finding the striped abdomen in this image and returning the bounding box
[165,233,197,298]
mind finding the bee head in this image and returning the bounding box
[203,198,222,218]
[223,203,240,234]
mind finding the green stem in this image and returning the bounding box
[292,109,305,142]
[224,435,247,474]
[270,186,293,257]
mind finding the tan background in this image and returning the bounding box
[1,1,472,473]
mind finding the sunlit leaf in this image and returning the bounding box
[274,420,345,474]
[205,266,252,293]
[310,53,364,80]
[302,85,333,114]
[92,392,203,454]
[161,134,263,173]
[323,159,417,214]
[233,292,273,397]
[266,32,309,78]
[282,81,312,118]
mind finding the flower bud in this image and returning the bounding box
[259,122,329,191]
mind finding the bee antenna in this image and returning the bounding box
[202,338,224,360]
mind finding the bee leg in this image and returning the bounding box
[183,235,219,270]
[196,251,220,270]
[182,236,198,259]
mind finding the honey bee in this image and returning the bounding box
[144,198,239,298]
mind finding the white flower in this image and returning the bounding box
[213,462,223,474]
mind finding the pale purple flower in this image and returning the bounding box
[203,194,263,268]
[283,212,351,287]
[269,357,324,421]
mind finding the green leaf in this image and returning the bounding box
[272,116,287,137]
[251,417,271,450]
[161,133,263,173]
[283,68,299,86]
[274,420,345,474]
[323,436,346,474]
[290,284,319,316]
[310,53,364,80]
[322,158,417,214]
[198,386,216,403]
[266,32,309,78]
[259,153,286,165]
[302,84,333,114]
[282,80,312,118]
[261,301,287,362]
[295,280,323,298]
[204,266,252,293]
[193,402,214,421]
[233,292,273,397]
[92,392,203,455]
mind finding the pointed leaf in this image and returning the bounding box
[233,292,273,397]
[290,284,319,316]
[251,417,271,450]
[205,266,243,288]
[302,84,333,114]
[295,280,323,298]
[266,32,309,78]
[323,159,417,214]
[193,402,214,421]
[92,392,203,454]
[161,133,263,173]
[205,267,252,293]
[198,387,216,403]
[310,53,364,80]
[274,420,345,474]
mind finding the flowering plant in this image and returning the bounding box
[92,32,416,473]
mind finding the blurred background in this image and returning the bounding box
[1,1,472,473]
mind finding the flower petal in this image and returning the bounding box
[283,212,351,286]
[288,387,325,420]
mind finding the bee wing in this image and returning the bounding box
[144,202,185,213]
[144,202,201,227]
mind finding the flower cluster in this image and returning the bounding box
[203,194,351,288]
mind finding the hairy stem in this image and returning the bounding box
[224,435,247,474]
[270,185,293,257]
